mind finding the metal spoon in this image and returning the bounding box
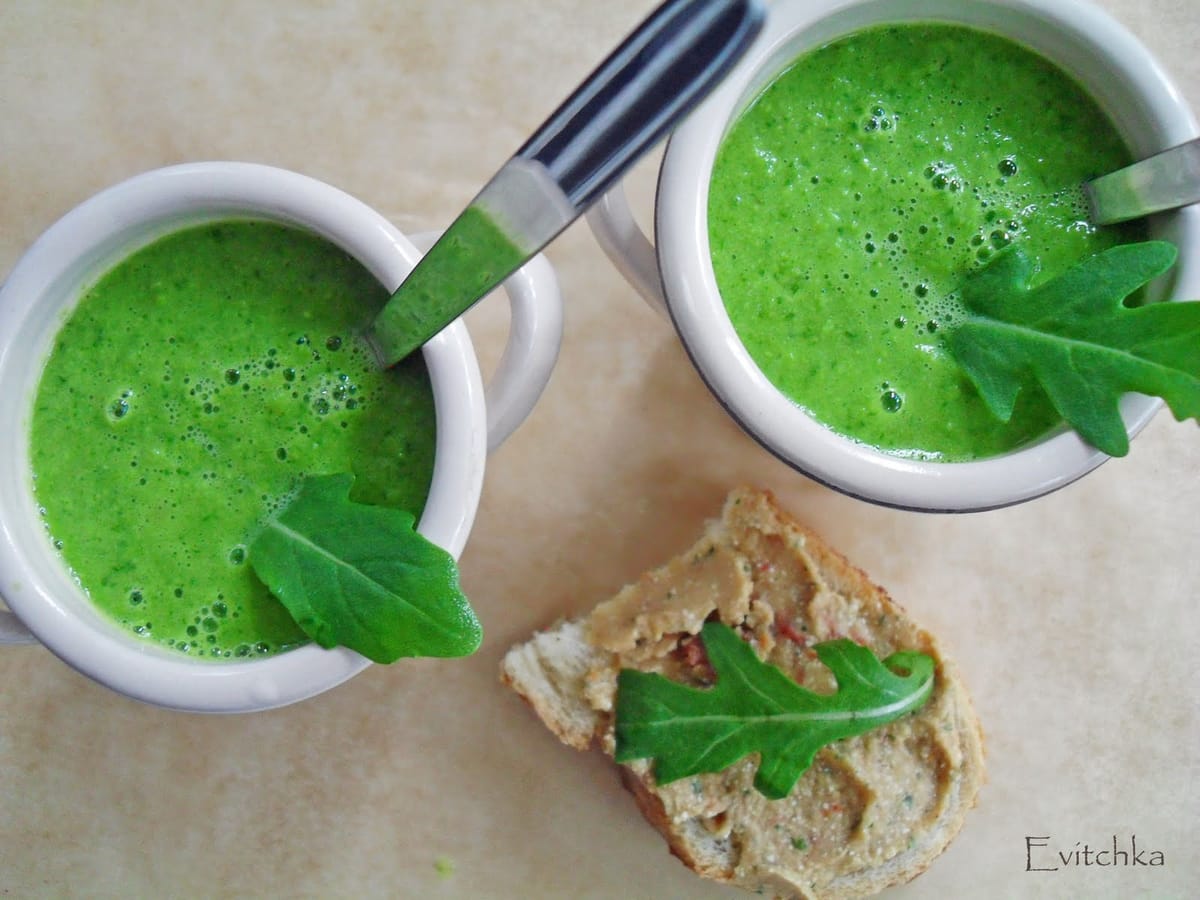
[368,0,765,367]
[1084,137,1200,225]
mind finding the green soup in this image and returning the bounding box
[30,221,437,659]
[709,23,1143,460]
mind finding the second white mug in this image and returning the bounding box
[590,0,1200,512]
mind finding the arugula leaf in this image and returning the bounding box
[947,241,1200,456]
[248,474,481,663]
[613,621,935,800]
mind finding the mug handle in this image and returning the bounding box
[0,609,37,645]
[586,184,669,318]
[0,241,561,647]
[409,232,563,452]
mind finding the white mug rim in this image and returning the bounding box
[656,0,1200,511]
[0,162,487,712]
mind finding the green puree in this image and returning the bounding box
[370,204,528,365]
[31,221,437,659]
[709,24,1144,460]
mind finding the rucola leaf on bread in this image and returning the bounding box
[248,474,481,663]
[947,240,1200,456]
[614,621,935,800]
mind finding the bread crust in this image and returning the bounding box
[501,487,985,899]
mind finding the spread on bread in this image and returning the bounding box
[502,487,985,899]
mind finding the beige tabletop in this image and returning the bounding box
[1,1,1197,898]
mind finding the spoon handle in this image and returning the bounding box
[370,0,764,365]
[518,0,765,208]
[1086,137,1200,225]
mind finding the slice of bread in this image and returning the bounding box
[501,487,985,899]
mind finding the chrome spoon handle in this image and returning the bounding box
[1085,137,1200,225]
[517,0,764,209]
[370,0,765,365]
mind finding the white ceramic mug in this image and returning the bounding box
[0,161,562,712]
[589,0,1200,511]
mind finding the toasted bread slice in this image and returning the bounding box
[501,487,985,899]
